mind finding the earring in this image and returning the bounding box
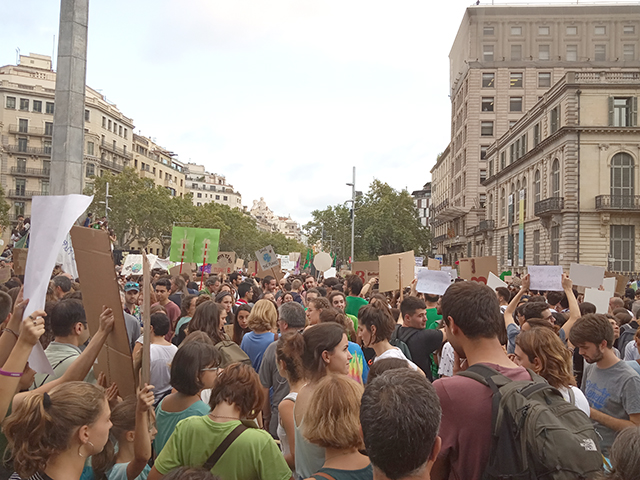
[78,441,95,458]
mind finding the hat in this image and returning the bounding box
[124,282,140,292]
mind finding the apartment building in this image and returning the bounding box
[250,197,302,241]
[431,4,640,264]
[411,182,431,228]
[132,134,186,197]
[185,163,242,209]
[0,53,133,220]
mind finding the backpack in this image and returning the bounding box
[458,364,603,480]
[214,340,251,368]
[618,321,638,355]
[389,326,413,361]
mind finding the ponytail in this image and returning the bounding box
[276,331,306,384]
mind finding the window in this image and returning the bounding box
[610,152,635,204]
[6,96,16,109]
[86,163,95,177]
[500,151,506,169]
[102,117,106,128]
[533,123,541,146]
[44,141,51,154]
[480,145,488,160]
[594,44,606,61]
[45,102,54,114]
[566,45,577,61]
[15,158,26,174]
[538,72,551,88]
[483,45,494,62]
[624,25,636,35]
[551,105,561,133]
[14,201,25,217]
[18,119,28,133]
[481,121,494,136]
[551,159,560,197]
[18,138,27,152]
[482,73,495,88]
[595,26,606,35]
[15,179,26,196]
[108,120,112,131]
[533,230,540,265]
[610,97,637,127]
[511,26,522,36]
[511,44,522,61]
[197,193,202,198]
[152,167,156,174]
[500,188,506,220]
[538,45,550,61]
[483,26,494,36]
[215,195,220,200]
[538,26,550,36]
[19,99,29,111]
[624,45,635,61]
[33,100,42,113]
[481,97,494,112]
[610,225,635,272]
[119,125,123,136]
[480,169,487,182]
[44,122,53,136]
[124,128,128,139]
[223,196,228,201]
[566,26,577,36]
[87,141,94,156]
[510,97,523,112]
[550,225,560,265]
[510,72,523,88]
[85,109,90,122]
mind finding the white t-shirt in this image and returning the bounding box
[438,342,455,377]
[136,337,178,401]
[375,347,419,371]
[559,385,591,417]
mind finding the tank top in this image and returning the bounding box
[294,413,325,479]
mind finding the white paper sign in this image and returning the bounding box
[26,195,93,374]
[584,288,611,314]
[415,257,424,267]
[602,277,617,295]
[56,233,78,279]
[416,268,452,296]
[528,265,563,291]
[441,266,456,281]
[256,245,279,271]
[324,267,337,279]
[569,263,605,289]
[487,271,508,290]
[278,255,294,271]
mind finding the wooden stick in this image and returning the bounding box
[141,251,151,388]
[398,258,404,303]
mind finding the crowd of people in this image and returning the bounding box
[0,254,639,480]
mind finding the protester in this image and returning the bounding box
[262,275,278,295]
[234,282,254,308]
[328,290,358,332]
[240,299,277,371]
[148,363,292,480]
[303,375,371,480]
[344,275,368,318]
[123,282,141,323]
[188,301,227,344]
[168,276,189,309]
[92,385,155,480]
[259,301,307,438]
[361,369,442,480]
[51,275,72,301]
[294,323,352,478]
[366,357,411,383]
[200,276,221,296]
[175,294,197,337]
[215,291,235,326]
[625,330,640,375]
[603,426,640,480]
[232,304,251,346]
[514,327,590,415]
[319,307,368,384]
[153,278,181,341]
[570,314,640,456]
[4,382,111,480]
[162,467,220,480]
[306,296,330,326]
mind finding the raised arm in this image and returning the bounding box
[0,289,27,367]
[504,274,529,327]
[559,274,579,345]
[360,277,377,298]
[127,384,155,480]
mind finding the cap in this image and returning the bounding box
[124,282,140,292]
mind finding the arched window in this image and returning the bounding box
[534,169,541,203]
[611,152,635,198]
[551,159,560,197]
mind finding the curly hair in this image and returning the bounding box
[208,363,265,419]
[516,327,575,388]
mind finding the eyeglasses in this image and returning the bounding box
[201,367,220,372]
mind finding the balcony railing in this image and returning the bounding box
[100,140,133,160]
[433,234,447,244]
[3,145,51,156]
[100,158,124,172]
[595,195,640,211]
[478,219,495,232]
[10,166,50,177]
[7,190,46,199]
[8,125,52,136]
[534,197,564,216]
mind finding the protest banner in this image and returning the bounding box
[235,258,245,271]
[441,266,457,281]
[427,258,441,270]
[416,268,451,296]
[584,288,611,314]
[458,256,498,284]
[313,252,333,273]
[70,226,136,397]
[324,267,337,279]
[13,248,28,275]
[210,252,236,275]
[602,277,617,295]
[170,227,220,265]
[528,265,563,291]
[379,251,415,293]
[605,272,629,296]
[569,263,605,289]
[487,271,507,290]
[352,261,379,284]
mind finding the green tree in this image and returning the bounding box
[0,187,11,233]
[304,204,351,262]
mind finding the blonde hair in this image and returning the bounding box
[3,382,106,478]
[247,299,277,332]
[516,327,576,388]
[303,375,364,450]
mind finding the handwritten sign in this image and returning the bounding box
[352,261,379,284]
[569,263,605,289]
[416,268,452,296]
[458,256,498,284]
[211,252,236,274]
[256,245,279,271]
[528,265,563,291]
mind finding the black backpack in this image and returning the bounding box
[389,325,414,361]
[458,364,603,480]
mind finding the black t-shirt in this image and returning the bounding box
[397,326,443,381]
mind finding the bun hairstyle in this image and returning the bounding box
[318,307,357,342]
[302,323,346,382]
[3,382,106,479]
[276,331,306,384]
[92,396,137,480]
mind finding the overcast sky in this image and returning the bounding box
[0,0,623,225]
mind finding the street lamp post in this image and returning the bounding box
[346,167,355,265]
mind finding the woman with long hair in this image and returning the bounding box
[175,294,197,338]
[319,307,368,384]
[215,292,234,326]
[514,327,590,415]
[232,304,251,346]
[188,301,228,345]
[4,382,112,480]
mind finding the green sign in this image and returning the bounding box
[170,227,220,264]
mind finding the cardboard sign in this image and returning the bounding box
[13,248,28,275]
[487,271,508,290]
[324,267,337,279]
[235,258,245,270]
[70,226,136,398]
[427,258,441,270]
[584,288,611,314]
[211,252,236,274]
[379,251,415,293]
[0,265,11,284]
[528,265,563,291]
[416,268,452,296]
[169,262,197,278]
[605,272,628,296]
[352,261,379,284]
[569,263,605,289]
[247,259,282,279]
[256,245,279,271]
[458,256,498,284]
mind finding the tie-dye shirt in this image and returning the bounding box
[348,341,369,384]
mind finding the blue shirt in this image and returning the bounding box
[241,331,276,372]
[154,398,210,455]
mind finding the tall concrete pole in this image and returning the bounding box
[50,0,89,195]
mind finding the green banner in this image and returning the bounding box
[170,227,220,264]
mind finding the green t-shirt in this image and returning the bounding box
[346,313,358,333]
[345,296,368,318]
[153,398,210,455]
[426,307,442,330]
[154,416,291,480]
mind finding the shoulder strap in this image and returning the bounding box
[568,386,576,406]
[313,473,337,480]
[457,363,513,394]
[396,327,419,344]
[34,354,78,388]
[203,424,247,471]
